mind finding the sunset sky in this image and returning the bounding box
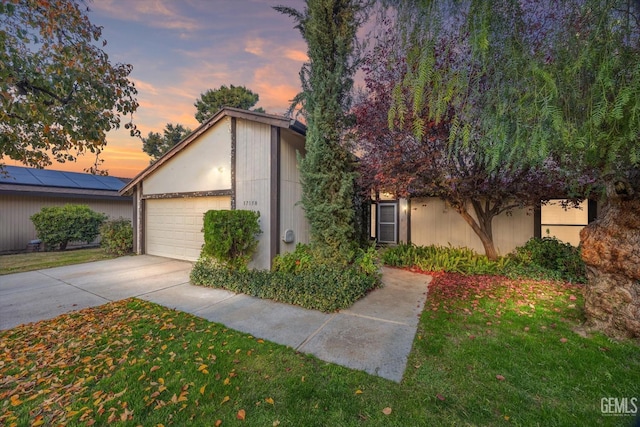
[30,0,309,178]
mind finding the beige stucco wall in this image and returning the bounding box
[0,195,132,252]
[409,197,534,256]
[143,117,232,195]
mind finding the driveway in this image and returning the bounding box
[0,255,430,382]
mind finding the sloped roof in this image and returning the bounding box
[120,107,306,195]
[0,165,128,191]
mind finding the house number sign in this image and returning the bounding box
[243,200,258,207]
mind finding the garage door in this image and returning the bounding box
[145,196,231,261]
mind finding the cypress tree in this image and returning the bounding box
[276,0,368,263]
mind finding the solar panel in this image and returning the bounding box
[1,166,126,191]
[0,166,40,185]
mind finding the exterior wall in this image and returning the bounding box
[0,194,132,252]
[279,129,308,254]
[408,197,534,256]
[143,117,232,195]
[145,196,230,261]
[235,118,272,269]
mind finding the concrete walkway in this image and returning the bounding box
[0,255,430,382]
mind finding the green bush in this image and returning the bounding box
[190,256,380,312]
[30,205,107,250]
[505,237,586,283]
[201,210,261,271]
[382,243,510,275]
[100,218,133,255]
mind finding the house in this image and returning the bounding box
[0,166,132,252]
[371,194,597,254]
[120,107,309,270]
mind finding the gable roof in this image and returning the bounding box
[120,107,306,195]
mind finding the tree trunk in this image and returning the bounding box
[456,206,499,260]
[580,179,640,340]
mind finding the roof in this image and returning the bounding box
[120,107,306,195]
[1,165,128,191]
[0,166,131,200]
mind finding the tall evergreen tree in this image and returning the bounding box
[275,0,369,262]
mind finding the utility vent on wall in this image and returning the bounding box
[282,229,295,243]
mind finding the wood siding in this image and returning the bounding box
[409,197,534,255]
[143,117,232,195]
[0,195,132,252]
[235,118,272,269]
[279,128,308,254]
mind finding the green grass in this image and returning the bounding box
[0,248,117,275]
[1,274,638,426]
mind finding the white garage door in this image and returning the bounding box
[145,196,231,261]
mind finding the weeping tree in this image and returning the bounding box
[275,0,369,263]
[391,0,640,339]
[353,16,578,260]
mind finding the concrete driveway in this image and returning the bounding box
[0,255,430,382]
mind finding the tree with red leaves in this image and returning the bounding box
[352,23,575,260]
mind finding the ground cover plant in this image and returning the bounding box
[0,248,116,275]
[1,277,638,426]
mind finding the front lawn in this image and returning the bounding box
[0,248,117,275]
[1,274,638,426]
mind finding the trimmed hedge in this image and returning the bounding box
[190,256,380,312]
[201,210,261,271]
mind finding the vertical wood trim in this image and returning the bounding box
[533,205,541,238]
[407,198,412,243]
[132,186,138,254]
[137,182,145,254]
[231,117,237,210]
[588,199,598,223]
[270,125,281,266]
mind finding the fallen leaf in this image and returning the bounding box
[221,395,230,404]
[150,365,160,373]
[10,394,22,406]
[273,421,281,426]
[215,420,222,427]
[265,397,275,405]
[382,407,392,415]
[496,375,505,381]
[560,337,568,343]
[436,394,446,401]
[199,385,206,395]
[355,389,363,395]
[237,409,246,420]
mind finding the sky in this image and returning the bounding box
[37,0,309,178]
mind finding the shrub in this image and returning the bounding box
[506,237,586,283]
[190,256,380,312]
[100,218,133,255]
[31,204,107,250]
[201,210,261,271]
[382,243,510,275]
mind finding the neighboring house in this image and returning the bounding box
[371,195,597,255]
[0,166,132,252]
[120,107,309,270]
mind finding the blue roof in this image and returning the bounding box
[0,166,127,191]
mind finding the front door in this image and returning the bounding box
[377,202,398,244]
